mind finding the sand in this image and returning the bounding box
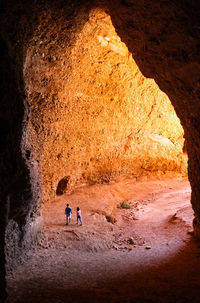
[6,176,200,303]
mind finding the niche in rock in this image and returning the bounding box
[56,176,70,195]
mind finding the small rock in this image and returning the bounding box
[128,237,135,245]
[112,245,118,250]
[145,246,151,250]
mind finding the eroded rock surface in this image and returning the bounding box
[24,7,187,203]
[107,0,200,237]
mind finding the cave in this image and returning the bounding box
[1,0,200,302]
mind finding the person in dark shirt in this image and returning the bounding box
[65,203,72,225]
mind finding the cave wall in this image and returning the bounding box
[0,2,47,299]
[0,29,34,303]
[0,1,92,300]
[107,0,200,235]
[24,7,186,203]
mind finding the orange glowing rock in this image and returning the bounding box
[24,8,187,203]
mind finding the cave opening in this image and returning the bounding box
[24,7,188,200]
[21,7,191,252]
[4,2,200,302]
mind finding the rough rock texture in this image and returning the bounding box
[107,0,200,237]
[0,18,39,303]
[1,0,200,301]
[24,7,186,203]
[0,2,92,300]
[0,3,46,300]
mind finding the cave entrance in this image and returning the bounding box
[5,2,199,302]
[23,7,190,251]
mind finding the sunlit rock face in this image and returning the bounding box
[24,8,187,202]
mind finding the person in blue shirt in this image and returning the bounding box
[65,203,72,225]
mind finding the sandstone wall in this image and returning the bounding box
[24,8,186,203]
[0,1,91,297]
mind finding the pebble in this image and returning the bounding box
[128,237,135,244]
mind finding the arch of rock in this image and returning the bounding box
[1,0,200,300]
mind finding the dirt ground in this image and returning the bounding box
[6,175,200,303]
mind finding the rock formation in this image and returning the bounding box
[24,7,186,202]
[1,0,200,300]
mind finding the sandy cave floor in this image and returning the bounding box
[6,175,200,303]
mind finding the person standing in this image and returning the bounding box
[65,203,72,225]
[76,207,82,225]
